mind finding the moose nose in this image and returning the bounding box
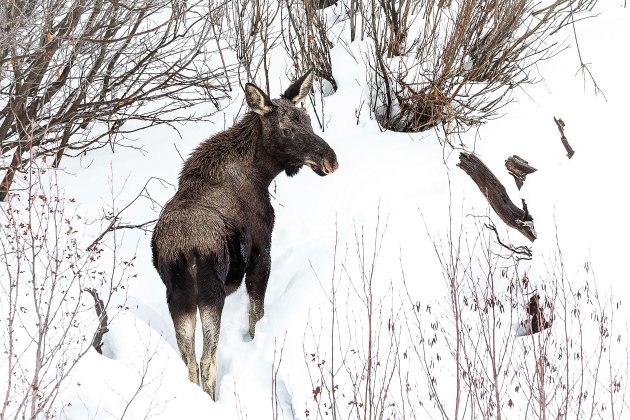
[322,158,339,174]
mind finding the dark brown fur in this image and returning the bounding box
[151,71,338,399]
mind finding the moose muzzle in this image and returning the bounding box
[305,155,338,176]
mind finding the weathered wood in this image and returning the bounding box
[553,117,575,158]
[85,288,109,355]
[458,152,536,242]
[505,155,537,190]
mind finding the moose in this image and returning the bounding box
[151,70,338,399]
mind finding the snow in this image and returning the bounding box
[2,1,630,419]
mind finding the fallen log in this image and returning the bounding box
[458,152,536,242]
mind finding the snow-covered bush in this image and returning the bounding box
[360,0,599,134]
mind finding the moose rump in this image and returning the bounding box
[151,200,242,394]
[151,69,338,400]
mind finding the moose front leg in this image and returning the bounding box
[245,249,270,339]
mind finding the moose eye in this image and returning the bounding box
[283,128,291,137]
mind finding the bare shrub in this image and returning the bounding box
[282,0,337,93]
[304,212,627,419]
[346,0,364,42]
[362,0,599,134]
[0,0,231,199]
[225,0,282,94]
[271,333,290,420]
[510,236,628,419]
[0,174,134,418]
[303,215,411,419]
[405,214,628,419]
[281,0,338,131]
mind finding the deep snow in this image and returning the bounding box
[2,1,629,419]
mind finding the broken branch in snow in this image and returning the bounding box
[505,155,537,190]
[85,288,109,354]
[553,117,575,158]
[484,221,533,261]
[457,152,537,242]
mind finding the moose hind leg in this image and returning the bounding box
[167,279,200,385]
[172,310,199,384]
[199,304,222,399]
[196,257,226,400]
[245,249,271,339]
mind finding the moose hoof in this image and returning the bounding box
[248,316,256,339]
[201,371,217,400]
[200,357,218,400]
[248,311,264,339]
[202,381,216,400]
[187,362,200,385]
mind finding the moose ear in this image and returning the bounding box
[282,69,314,104]
[245,83,274,115]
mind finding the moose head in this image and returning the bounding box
[244,69,339,177]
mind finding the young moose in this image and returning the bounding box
[151,70,338,399]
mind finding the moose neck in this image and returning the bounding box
[178,112,289,193]
[236,112,284,188]
[252,140,284,187]
[220,112,283,188]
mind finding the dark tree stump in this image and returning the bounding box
[505,155,537,190]
[458,152,537,242]
[527,293,551,335]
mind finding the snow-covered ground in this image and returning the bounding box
[2,1,629,419]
